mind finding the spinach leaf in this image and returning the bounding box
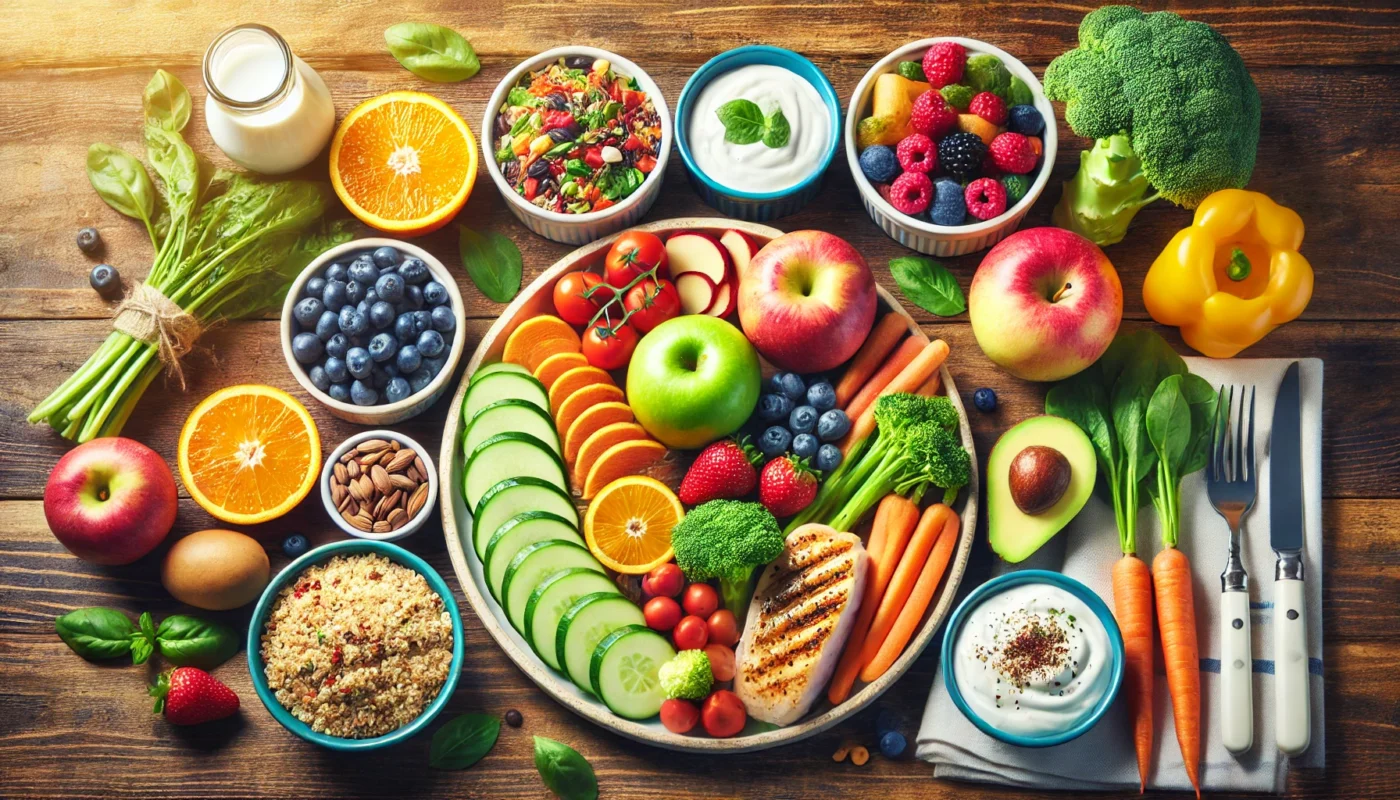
[154,614,240,668]
[507,86,543,108]
[143,69,191,133]
[384,23,480,83]
[889,256,966,316]
[55,608,136,661]
[429,713,500,770]
[144,124,201,215]
[716,99,766,145]
[762,109,791,148]
[459,225,523,303]
[1146,375,1192,477]
[1176,373,1218,475]
[86,144,158,241]
[1046,368,1116,475]
[533,736,598,800]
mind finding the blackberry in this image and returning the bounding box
[938,132,987,180]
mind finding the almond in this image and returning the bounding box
[359,449,385,467]
[347,459,361,480]
[372,520,392,534]
[333,462,348,484]
[370,464,392,495]
[407,482,429,518]
[387,508,406,527]
[342,510,372,532]
[348,478,367,503]
[357,474,374,499]
[414,457,428,478]
[331,481,346,505]
[339,450,356,464]
[386,449,416,473]
[389,473,417,493]
[357,438,391,454]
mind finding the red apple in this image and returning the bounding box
[44,437,178,565]
[665,231,732,286]
[719,229,759,274]
[968,227,1123,382]
[674,271,716,315]
[737,230,877,373]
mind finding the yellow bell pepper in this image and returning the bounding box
[1142,189,1313,358]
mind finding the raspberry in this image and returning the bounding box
[968,92,1008,125]
[896,134,937,174]
[989,132,1037,174]
[964,178,1007,221]
[889,172,934,216]
[921,42,966,89]
[909,91,958,139]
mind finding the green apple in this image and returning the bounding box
[626,315,760,449]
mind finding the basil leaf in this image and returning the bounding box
[86,144,157,226]
[762,109,791,148]
[897,60,927,82]
[55,608,135,660]
[384,23,480,83]
[716,99,765,145]
[429,713,500,770]
[889,256,966,316]
[459,225,523,303]
[130,631,154,665]
[533,736,598,800]
[154,614,240,668]
[143,69,191,132]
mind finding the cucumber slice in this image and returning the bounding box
[524,569,619,670]
[472,477,579,561]
[589,625,675,720]
[557,593,646,696]
[463,432,568,513]
[461,372,548,429]
[470,362,530,383]
[463,399,561,459]
[501,540,605,634]
[483,512,583,601]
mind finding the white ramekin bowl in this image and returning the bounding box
[481,46,672,246]
[320,429,439,542]
[846,37,1058,257]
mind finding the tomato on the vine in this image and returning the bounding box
[605,230,668,286]
[623,278,680,334]
[552,271,607,327]
[581,322,639,370]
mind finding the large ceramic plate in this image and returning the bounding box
[440,218,979,752]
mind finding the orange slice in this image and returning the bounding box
[548,366,615,417]
[583,439,668,500]
[573,422,650,483]
[555,383,625,439]
[329,91,477,237]
[534,352,589,391]
[177,385,321,525]
[503,316,581,372]
[564,401,635,465]
[583,475,681,574]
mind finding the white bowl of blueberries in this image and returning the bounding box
[280,238,466,425]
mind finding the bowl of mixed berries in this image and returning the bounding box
[845,38,1057,257]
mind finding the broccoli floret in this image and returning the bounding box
[670,500,783,618]
[828,419,971,532]
[904,426,972,506]
[1043,5,1260,244]
[965,54,1011,99]
[658,649,713,700]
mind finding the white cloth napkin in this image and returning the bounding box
[917,358,1325,793]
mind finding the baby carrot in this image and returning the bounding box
[860,504,959,682]
[835,314,908,407]
[855,503,956,674]
[843,336,925,423]
[842,340,951,456]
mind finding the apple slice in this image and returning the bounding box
[719,229,758,276]
[675,271,716,316]
[665,231,732,287]
[705,278,735,318]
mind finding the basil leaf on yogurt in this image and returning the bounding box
[762,109,791,148]
[716,99,766,145]
[384,23,480,83]
[890,256,967,317]
[55,608,136,661]
[429,713,500,770]
[533,736,598,800]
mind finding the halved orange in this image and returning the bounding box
[548,366,615,417]
[573,422,650,483]
[583,475,681,574]
[583,439,667,500]
[329,91,477,236]
[555,383,625,438]
[564,401,635,465]
[177,385,321,525]
[533,352,589,391]
[503,316,581,372]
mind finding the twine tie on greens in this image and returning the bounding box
[111,282,203,389]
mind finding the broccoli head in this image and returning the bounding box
[670,500,783,617]
[658,649,713,700]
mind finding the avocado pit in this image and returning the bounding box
[1008,445,1071,515]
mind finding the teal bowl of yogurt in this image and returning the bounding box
[941,569,1124,747]
[676,46,840,221]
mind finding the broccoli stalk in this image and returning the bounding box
[1051,133,1159,246]
[670,500,784,619]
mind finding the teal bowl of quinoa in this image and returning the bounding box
[247,539,464,750]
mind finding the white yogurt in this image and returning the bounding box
[687,64,830,194]
[953,582,1113,737]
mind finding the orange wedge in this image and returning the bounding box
[177,385,321,525]
[583,439,667,500]
[548,366,615,417]
[555,383,625,439]
[583,475,681,574]
[504,316,581,372]
[534,352,589,391]
[564,401,635,465]
[573,422,650,483]
[329,91,477,236]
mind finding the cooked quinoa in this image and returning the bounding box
[260,553,454,738]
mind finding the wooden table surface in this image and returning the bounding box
[2,2,1397,798]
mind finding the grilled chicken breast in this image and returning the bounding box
[734,524,868,725]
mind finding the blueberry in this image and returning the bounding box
[806,380,836,411]
[412,310,433,334]
[350,379,378,406]
[372,246,401,269]
[375,272,405,303]
[383,361,400,378]
[859,144,900,184]
[324,262,348,282]
[431,305,455,332]
[345,279,366,305]
[370,364,391,390]
[771,372,806,400]
[408,367,434,392]
[815,444,843,472]
[281,534,310,558]
[973,387,997,413]
[423,281,448,306]
[293,297,323,328]
[338,306,368,336]
[325,333,349,359]
[315,309,340,340]
[291,332,323,364]
[385,377,412,403]
[328,382,351,402]
[756,393,794,422]
[394,313,417,343]
[304,276,326,299]
[346,347,372,379]
[931,179,967,227]
[759,425,792,456]
[348,256,379,285]
[396,344,422,374]
[422,356,446,375]
[416,329,445,358]
[398,256,429,284]
[816,409,850,442]
[402,284,425,310]
[308,364,331,392]
[368,332,397,362]
[323,356,348,383]
[789,405,818,435]
[1007,104,1045,137]
[791,433,818,459]
[364,300,393,330]
[89,264,121,298]
[322,279,348,310]
[879,730,907,758]
[76,227,102,254]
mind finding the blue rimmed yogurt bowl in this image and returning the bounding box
[247,539,464,751]
[941,569,1123,748]
[676,46,840,221]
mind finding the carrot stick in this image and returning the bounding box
[835,314,908,407]
[841,340,951,455]
[1153,546,1201,798]
[843,336,924,423]
[861,504,959,682]
[827,494,919,704]
[854,503,955,673]
[1113,554,1155,793]
[915,371,942,397]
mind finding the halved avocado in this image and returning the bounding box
[987,415,1096,563]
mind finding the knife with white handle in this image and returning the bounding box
[1270,362,1310,756]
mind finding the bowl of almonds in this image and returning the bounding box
[321,431,438,541]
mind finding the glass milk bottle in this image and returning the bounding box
[202,24,335,174]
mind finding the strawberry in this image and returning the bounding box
[921,41,966,89]
[679,437,761,505]
[150,667,239,725]
[759,456,819,518]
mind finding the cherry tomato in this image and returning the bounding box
[643,596,682,632]
[623,278,681,334]
[704,643,736,682]
[642,563,685,598]
[581,322,638,371]
[660,698,700,734]
[682,583,719,619]
[672,615,709,650]
[706,609,740,648]
[552,271,607,326]
[701,689,747,738]
[605,230,668,286]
